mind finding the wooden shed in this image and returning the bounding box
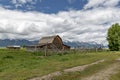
[6,45,21,50]
[26,35,70,52]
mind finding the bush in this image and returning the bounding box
[2,55,14,59]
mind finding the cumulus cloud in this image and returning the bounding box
[0,0,120,45]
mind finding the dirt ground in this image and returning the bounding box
[82,61,120,80]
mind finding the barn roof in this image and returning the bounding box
[38,35,62,44]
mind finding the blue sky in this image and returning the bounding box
[0,0,87,13]
[0,0,120,45]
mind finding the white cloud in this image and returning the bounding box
[12,0,33,4]
[84,0,120,9]
[11,0,37,8]
[0,0,120,45]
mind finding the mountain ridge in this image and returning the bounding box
[0,39,105,49]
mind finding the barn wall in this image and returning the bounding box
[63,45,70,50]
[53,36,63,50]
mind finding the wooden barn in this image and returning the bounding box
[26,35,70,52]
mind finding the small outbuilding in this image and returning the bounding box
[6,45,21,50]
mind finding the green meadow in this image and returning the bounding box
[0,49,120,80]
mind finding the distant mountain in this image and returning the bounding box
[0,39,38,47]
[0,39,105,49]
[64,41,104,49]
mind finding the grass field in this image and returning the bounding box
[0,49,120,80]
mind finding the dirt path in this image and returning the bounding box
[29,59,104,80]
[81,59,120,80]
[64,59,104,73]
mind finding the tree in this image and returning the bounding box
[107,23,120,51]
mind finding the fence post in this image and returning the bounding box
[45,44,48,56]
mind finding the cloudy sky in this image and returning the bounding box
[0,0,120,45]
